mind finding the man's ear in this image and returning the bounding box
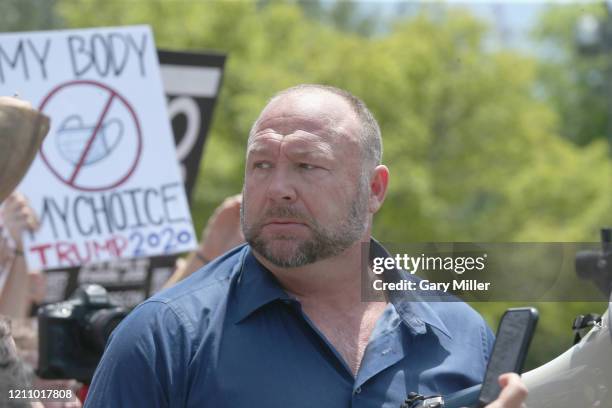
[368,165,389,213]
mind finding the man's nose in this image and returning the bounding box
[266,168,297,203]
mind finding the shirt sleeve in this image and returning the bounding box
[84,300,190,408]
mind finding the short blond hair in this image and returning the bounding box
[251,84,383,171]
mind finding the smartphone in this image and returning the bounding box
[477,307,538,407]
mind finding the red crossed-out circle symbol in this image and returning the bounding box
[39,80,143,192]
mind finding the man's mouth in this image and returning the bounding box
[265,218,306,225]
[263,219,309,230]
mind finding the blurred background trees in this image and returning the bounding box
[1,0,611,369]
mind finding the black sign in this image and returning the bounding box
[160,50,226,203]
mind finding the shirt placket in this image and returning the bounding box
[351,309,407,407]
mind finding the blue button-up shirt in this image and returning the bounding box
[85,242,494,408]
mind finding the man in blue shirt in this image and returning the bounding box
[85,84,527,407]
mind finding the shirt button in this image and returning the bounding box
[355,387,362,394]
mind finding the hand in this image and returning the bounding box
[1,192,39,250]
[485,373,528,408]
[198,194,244,260]
[162,195,245,288]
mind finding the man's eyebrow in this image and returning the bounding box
[287,147,334,160]
[247,144,333,161]
[246,142,276,155]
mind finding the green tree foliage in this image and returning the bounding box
[0,0,59,32]
[534,2,611,146]
[8,0,611,369]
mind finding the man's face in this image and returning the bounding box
[241,91,371,268]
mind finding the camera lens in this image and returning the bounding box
[85,308,129,352]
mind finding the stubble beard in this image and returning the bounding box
[241,183,369,268]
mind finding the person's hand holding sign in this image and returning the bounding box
[2,192,39,251]
[0,191,43,318]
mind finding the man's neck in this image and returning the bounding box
[253,239,367,307]
[255,239,386,376]
[253,237,389,376]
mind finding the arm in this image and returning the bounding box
[0,252,31,318]
[0,192,40,318]
[84,302,190,408]
[163,194,243,288]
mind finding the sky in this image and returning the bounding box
[370,1,549,51]
[352,1,602,54]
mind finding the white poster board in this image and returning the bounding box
[0,26,197,269]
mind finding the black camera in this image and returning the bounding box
[37,284,129,383]
[575,228,612,296]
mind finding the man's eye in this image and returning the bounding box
[299,163,316,170]
[254,161,272,169]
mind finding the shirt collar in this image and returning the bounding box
[371,239,452,339]
[233,247,293,324]
[233,240,452,339]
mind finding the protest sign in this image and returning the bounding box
[0,25,197,270]
[42,49,226,306]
